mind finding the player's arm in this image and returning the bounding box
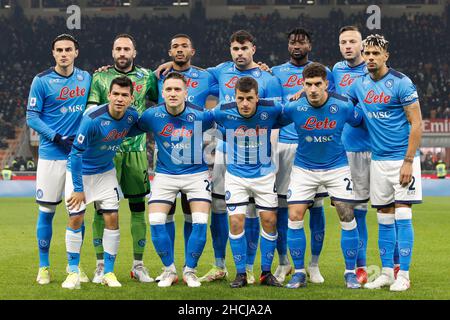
[326,67,336,93]
[146,71,159,104]
[266,75,283,102]
[87,73,101,108]
[274,103,294,128]
[400,101,423,187]
[346,104,364,128]
[67,118,93,211]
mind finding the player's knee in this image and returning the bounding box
[129,201,145,213]
[103,211,119,229]
[378,206,394,214]
[69,214,84,229]
[192,212,209,224]
[229,215,244,234]
[39,204,57,213]
[354,203,368,211]
[260,214,277,231]
[149,212,167,225]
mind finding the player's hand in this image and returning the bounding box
[54,134,75,152]
[94,65,112,73]
[67,191,85,212]
[154,61,174,79]
[399,161,413,187]
[289,88,305,101]
[257,61,271,73]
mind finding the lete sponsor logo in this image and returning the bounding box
[55,86,86,101]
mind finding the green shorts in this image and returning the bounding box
[114,151,150,198]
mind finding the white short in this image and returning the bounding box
[211,149,227,212]
[149,171,212,205]
[225,171,278,215]
[65,169,121,216]
[370,157,423,208]
[287,166,360,205]
[347,151,371,202]
[273,142,328,207]
[36,159,67,205]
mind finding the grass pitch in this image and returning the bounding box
[1,197,449,300]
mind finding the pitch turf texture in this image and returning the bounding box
[1,197,449,300]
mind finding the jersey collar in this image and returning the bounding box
[114,65,136,75]
[53,67,75,79]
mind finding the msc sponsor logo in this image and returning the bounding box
[366,111,391,119]
[305,135,333,143]
[314,232,324,242]
[61,105,83,113]
[379,247,386,256]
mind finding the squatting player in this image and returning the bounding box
[62,76,140,289]
[207,77,286,288]
[282,63,363,289]
[346,34,422,292]
[26,34,91,285]
[87,34,158,283]
[155,34,218,282]
[271,28,335,284]
[136,72,214,288]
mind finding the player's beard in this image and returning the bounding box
[115,57,133,71]
[290,51,307,64]
[173,57,190,68]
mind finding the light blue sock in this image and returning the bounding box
[276,207,289,265]
[210,211,228,268]
[36,210,55,268]
[395,208,414,271]
[309,206,325,263]
[354,208,368,267]
[151,224,174,267]
[340,220,359,271]
[104,252,116,274]
[229,232,247,274]
[245,216,260,267]
[166,220,175,257]
[260,231,278,272]
[185,223,207,269]
[287,221,306,270]
[378,213,396,269]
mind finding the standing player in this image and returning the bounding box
[26,34,91,285]
[136,72,213,288]
[346,35,422,291]
[282,63,363,289]
[271,28,335,284]
[208,77,286,288]
[332,26,371,284]
[156,34,218,280]
[62,76,140,289]
[87,34,158,283]
[201,30,282,284]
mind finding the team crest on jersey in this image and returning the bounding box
[186,113,196,122]
[329,104,339,114]
[287,189,292,199]
[127,115,134,124]
[190,71,199,79]
[251,69,262,78]
[385,79,393,88]
[36,189,44,199]
[77,74,84,81]
[260,112,269,120]
[136,72,144,79]
[228,205,236,211]
[77,134,85,144]
[225,191,231,201]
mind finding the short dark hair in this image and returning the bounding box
[302,62,327,80]
[287,28,312,43]
[235,77,258,93]
[170,34,194,48]
[339,25,361,34]
[52,34,79,50]
[230,30,255,45]
[113,33,137,49]
[363,34,389,52]
[163,72,187,86]
[109,76,134,95]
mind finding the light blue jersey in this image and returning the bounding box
[333,60,370,152]
[137,102,214,175]
[26,67,91,160]
[282,92,362,170]
[272,61,335,144]
[207,99,288,179]
[69,104,139,191]
[346,68,419,161]
[157,66,219,107]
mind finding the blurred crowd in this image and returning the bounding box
[0,7,448,154]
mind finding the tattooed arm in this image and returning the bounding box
[401,101,423,187]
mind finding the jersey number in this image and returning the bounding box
[408,176,416,191]
[344,178,353,191]
[204,179,212,192]
[113,187,120,201]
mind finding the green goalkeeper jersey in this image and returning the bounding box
[88,65,158,152]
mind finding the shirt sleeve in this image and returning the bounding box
[206,63,224,83]
[398,76,419,107]
[146,71,159,103]
[202,109,216,130]
[136,109,154,133]
[346,103,363,127]
[265,75,283,101]
[326,67,336,93]
[70,116,94,192]
[275,103,294,128]
[345,80,358,106]
[208,72,219,98]
[87,73,101,105]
